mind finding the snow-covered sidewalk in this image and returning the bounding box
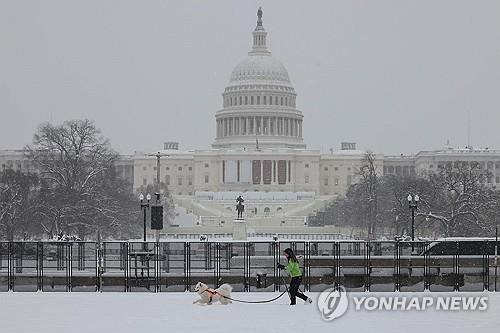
[0,292,499,333]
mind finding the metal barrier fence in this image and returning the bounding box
[0,241,498,292]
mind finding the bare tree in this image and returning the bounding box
[417,162,496,236]
[357,151,379,239]
[27,120,139,239]
[0,170,39,240]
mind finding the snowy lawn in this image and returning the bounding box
[0,292,499,333]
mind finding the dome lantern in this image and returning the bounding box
[250,6,270,55]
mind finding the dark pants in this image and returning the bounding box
[289,276,308,305]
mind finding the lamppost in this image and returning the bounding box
[146,151,169,242]
[139,193,151,244]
[407,194,419,250]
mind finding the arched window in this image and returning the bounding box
[264,207,270,215]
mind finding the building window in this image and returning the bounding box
[205,175,209,184]
[143,178,147,186]
[166,167,170,171]
[205,163,209,168]
[188,177,193,185]
[305,163,309,168]
[178,177,182,185]
[263,96,267,105]
[251,96,254,105]
[143,166,147,171]
[305,175,309,184]
[334,167,338,171]
[334,178,339,186]
[257,96,260,104]
[324,178,328,186]
[165,175,170,185]
[178,166,182,171]
[245,96,248,105]
[496,176,500,183]
[188,166,192,171]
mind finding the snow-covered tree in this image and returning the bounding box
[27,120,139,240]
[0,170,39,240]
[418,161,497,236]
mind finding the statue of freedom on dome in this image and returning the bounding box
[257,7,263,26]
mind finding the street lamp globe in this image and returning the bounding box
[139,193,144,201]
[414,194,420,202]
[146,193,152,201]
[407,194,412,202]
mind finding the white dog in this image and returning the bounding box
[193,282,233,305]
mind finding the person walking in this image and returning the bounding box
[277,248,312,305]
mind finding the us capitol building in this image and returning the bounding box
[2,8,500,238]
[130,9,379,235]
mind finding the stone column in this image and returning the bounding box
[285,160,291,184]
[260,159,263,185]
[271,160,275,184]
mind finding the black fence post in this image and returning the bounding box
[365,241,371,292]
[185,242,190,292]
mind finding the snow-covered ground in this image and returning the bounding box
[0,292,499,333]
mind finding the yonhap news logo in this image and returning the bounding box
[317,287,489,321]
[316,286,349,321]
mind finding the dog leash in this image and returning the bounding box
[203,288,289,304]
[201,275,291,304]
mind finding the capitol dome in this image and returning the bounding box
[229,55,292,86]
[213,7,305,150]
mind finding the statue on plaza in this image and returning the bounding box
[236,195,245,219]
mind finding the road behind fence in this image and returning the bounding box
[0,240,498,292]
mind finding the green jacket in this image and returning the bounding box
[285,260,302,277]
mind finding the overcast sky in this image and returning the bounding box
[1,0,499,155]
